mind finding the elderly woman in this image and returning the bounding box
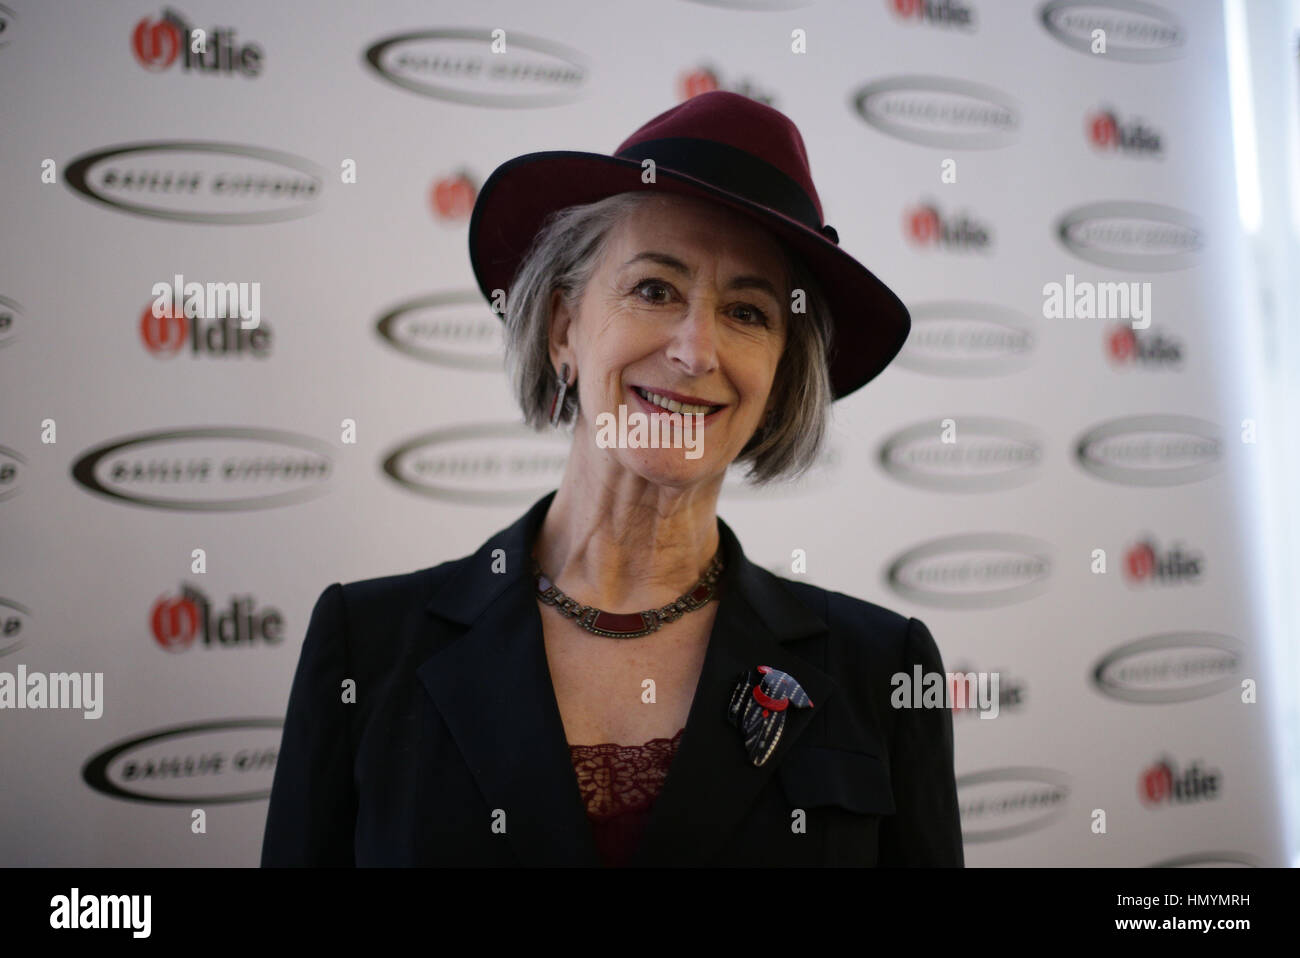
[262,91,964,867]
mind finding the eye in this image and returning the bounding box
[633,279,673,303]
[730,303,771,327]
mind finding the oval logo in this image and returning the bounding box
[0,444,24,503]
[1075,415,1220,485]
[70,427,334,511]
[383,422,571,504]
[957,766,1071,842]
[0,4,17,48]
[82,719,282,804]
[886,533,1051,608]
[375,292,504,370]
[1092,632,1242,703]
[720,443,841,500]
[879,418,1043,491]
[0,596,31,657]
[1148,852,1259,867]
[1057,201,1202,270]
[851,76,1020,148]
[0,294,23,349]
[894,302,1034,377]
[363,28,588,107]
[64,142,324,224]
[1040,0,1184,61]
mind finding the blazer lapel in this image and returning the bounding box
[418,490,836,867]
[625,516,835,866]
[418,492,600,866]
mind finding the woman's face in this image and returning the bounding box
[551,193,788,489]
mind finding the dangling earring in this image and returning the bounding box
[548,362,571,427]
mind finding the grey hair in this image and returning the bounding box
[499,191,833,484]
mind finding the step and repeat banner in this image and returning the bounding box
[0,0,1286,866]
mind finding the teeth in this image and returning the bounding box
[636,387,717,416]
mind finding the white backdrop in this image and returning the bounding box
[0,0,1286,866]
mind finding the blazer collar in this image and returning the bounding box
[418,490,835,866]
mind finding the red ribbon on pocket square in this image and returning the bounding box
[727,665,814,767]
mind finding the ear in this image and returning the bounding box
[548,287,575,375]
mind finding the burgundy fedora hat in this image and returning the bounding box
[467,90,910,400]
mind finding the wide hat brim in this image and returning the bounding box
[468,150,910,401]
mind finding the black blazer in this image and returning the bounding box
[261,490,964,867]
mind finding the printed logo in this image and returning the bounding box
[70,427,333,511]
[1122,535,1203,586]
[878,417,1043,491]
[82,719,281,803]
[957,766,1071,842]
[64,142,324,224]
[904,201,992,250]
[363,28,588,107]
[894,302,1034,377]
[431,169,477,221]
[0,596,31,657]
[887,0,977,29]
[1139,756,1221,806]
[140,302,271,359]
[1039,0,1184,61]
[131,8,263,76]
[947,662,1025,716]
[0,5,15,50]
[885,533,1052,608]
[1148,852,1259,867]
[1092,632,1242,703]
[0,294,20,349]
[1105,324,1182,367]
[1086,108,1163,155]
[676,66,777,104]
[1074,415,1220,486]
[0,444,23,503]
[375,292,504,370]
[1056,201,1202,270]
[150,585,283,651]
[852,76,1017,148]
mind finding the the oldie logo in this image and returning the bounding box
[0,444,23,503]
[131,8,263,77]
[895,302,1034,377]
[82,719,281,804]
[65,142,324,224]
[71,427,333,511]
[0,597,31,657]
[1139,756,1221,806]
[1122,536,1203,586]
[887,0,976,30]
[150,585,284,651]
[676,66,776,106]
[1105,324,1182,368]
[140,303,272,359]
[1039,0,1184,61]
[885,533,1051,608]
[1074,415,1220,486]
[375,292,504,370]
[383,422,571,505]
[947,662,1025,716]
[0,294,20,349]
[1092,632,1241,704]
[1057,201,1201,270]
[852,76,1017,148]
[363,28,588,107]
[1087,108,1163,155]
[430,170,477,221]
[878,418,1042,491]
[957,767,1070,842]
[904,201,992,250]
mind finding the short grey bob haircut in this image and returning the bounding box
[499,191,834,485]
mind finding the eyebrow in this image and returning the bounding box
[620,251,783,303]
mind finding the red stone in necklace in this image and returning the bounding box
[531,553,723,639]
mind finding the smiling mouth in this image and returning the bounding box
[632,386,725,416]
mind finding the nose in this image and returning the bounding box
[666,295,720,378]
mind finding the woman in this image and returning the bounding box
[261,91,964,867]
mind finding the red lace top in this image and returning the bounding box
[569,728,685,868]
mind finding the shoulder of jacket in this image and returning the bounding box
[769,574,914,654]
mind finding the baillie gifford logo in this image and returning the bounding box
[150,584,283,651]
[904,202,992,251]
[132,8,263,76]
[1086,108,1163,156]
